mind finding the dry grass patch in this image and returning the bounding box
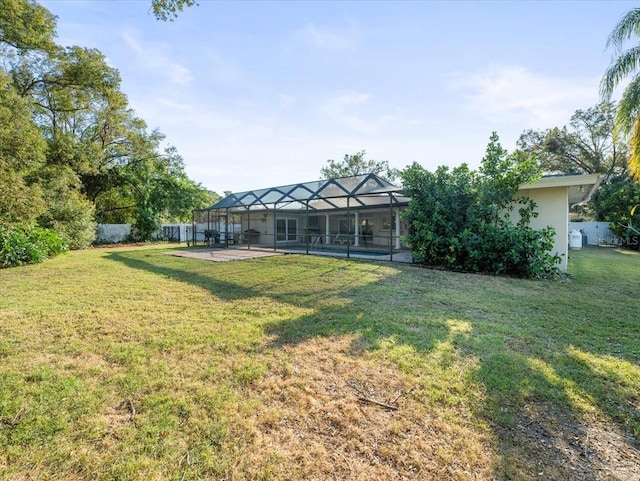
[240,335,496,481]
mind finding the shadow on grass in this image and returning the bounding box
[106,251,259,302]
[266,275,639,479]
[107,248,640,479]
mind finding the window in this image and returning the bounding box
[308,215,320,228]
[382,215,396,230]
[276,218,297,241]
[339,218,355,234]
[361,218,374,246]
[360,218,374,232]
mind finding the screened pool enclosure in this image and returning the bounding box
[191,173,411,259]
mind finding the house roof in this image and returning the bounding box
[519,173,604,206]
[207,172,604,213]
[208,173,408,212]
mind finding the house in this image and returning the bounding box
[194,172,603,271]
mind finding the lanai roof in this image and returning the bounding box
[208,173,408,212]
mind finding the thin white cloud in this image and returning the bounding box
[135,97,274,140]
[203,49,244,84]
[122,30,143,53]
[278,94,296,108]
[296,23,361,51]
[450,65,599,128]
[125,88,461,194]
[318,92,374,133]
[317,93,419,136]
[121,29,193,86]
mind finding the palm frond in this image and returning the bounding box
[600,45,640,97]
[605,7,640,180]
[616,75,640,133]
[606,8,640,50]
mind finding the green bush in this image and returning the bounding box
[401,133,561,278]
[37,166,96,249]
[613,224,640,250]
[130,206,160,242]
[0,224,67,268]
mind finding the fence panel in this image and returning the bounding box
[569,222,618,246]
[96,224,131,243]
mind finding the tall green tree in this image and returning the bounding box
[0,70,46,226]
[516,102,627,179]
[320,150,399,182]
[117,145,213,240]
[1,0,216,246]
[0,0,54,226]
[601,7,640,180]
[8,45,126,246]
[591,175,640,222]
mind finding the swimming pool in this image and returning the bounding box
[280,246,391,258]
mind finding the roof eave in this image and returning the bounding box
[519,173,603,190]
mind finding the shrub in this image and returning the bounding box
[37,166,96,249]
[130,206,160,242]
[401,133,561,278]
[613,224,640,250]
[0,224,67,268]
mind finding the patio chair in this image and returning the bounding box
[333,233,352,245]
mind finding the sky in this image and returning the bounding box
[40,0,635,194]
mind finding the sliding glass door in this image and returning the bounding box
[276,218,297,242]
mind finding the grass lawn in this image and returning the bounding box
[1,244,638,480]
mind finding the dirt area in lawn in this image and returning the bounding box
[235,335,639,480]
[496,402,640,480]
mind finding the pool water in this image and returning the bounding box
[281,246,390,258]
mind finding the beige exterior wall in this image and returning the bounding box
[515,186,569,271]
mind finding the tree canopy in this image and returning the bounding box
[320,150,399,183]
[150,0,198,21]
[0,0,57,52]
[0,0,215,252]
[516,102,627,180]
[0,69,46,226]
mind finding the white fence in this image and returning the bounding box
[95,223,190,244]
[569,222,618,246]
[97,221,621,246]
[95,223,242,244]
[96,224,131,243]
